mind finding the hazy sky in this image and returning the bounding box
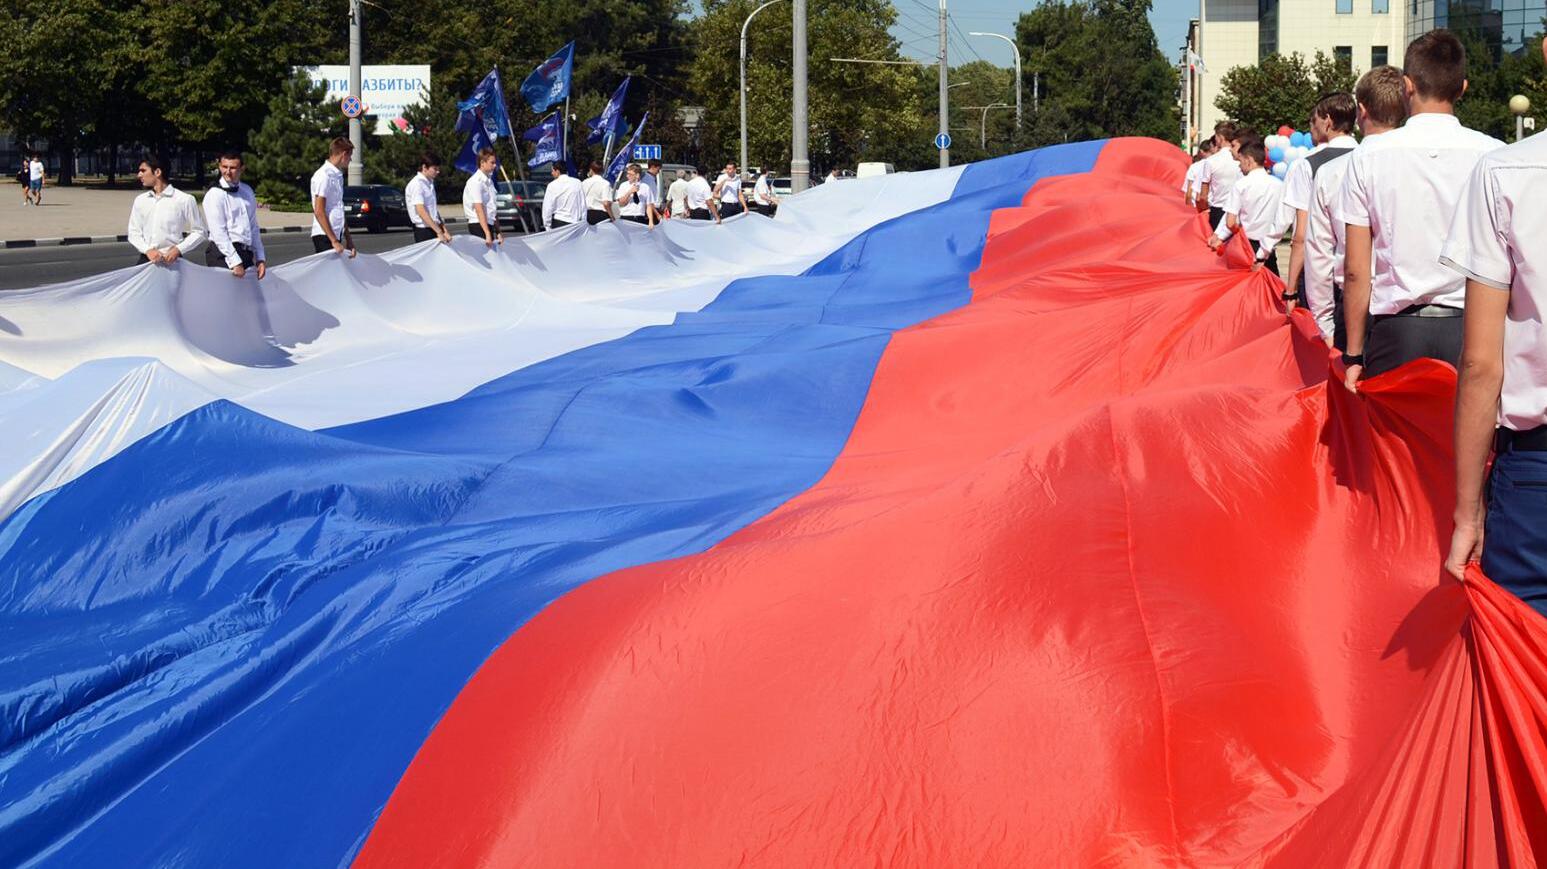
[890,0,1195,66]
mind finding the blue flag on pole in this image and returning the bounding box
[525,113,563,168]
[521,42,575,113]
[605,112,650,182]
[586,77,631,146]
[454,68,512,173]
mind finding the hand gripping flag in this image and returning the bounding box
[525,113,563,168]
[586,77,631,146]
[455,68,512,173]
[604,112,649,182]
[521,42,575,113]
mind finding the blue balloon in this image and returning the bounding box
[1269,146,1285,163]
[1293,131,1309,148]
[1272,161,1289,178]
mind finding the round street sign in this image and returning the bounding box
[341,96,364,119]
[934,132,952,150]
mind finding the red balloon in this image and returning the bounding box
[1278,125,1294,137]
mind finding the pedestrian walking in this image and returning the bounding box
[614,163,656,227]
[310,137,356,257]
[28,153,44,206]
[16,156,30,205]
[751,167,779,216]
[463,148,503,246]
[1338,29,1505,387]
[713,161,746,218]
[685,166,719,222]
[127,155,207,266]
[582,161,615,225]
[1443,34,1547,612]
[666,169,691,219]
[541,161,584,229]
[406,152,452,244]
[202,151,266,278]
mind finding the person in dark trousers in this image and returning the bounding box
[582,161,615,225]
[1443,35,1547,612]
[613,163,656,227]
[127,155,207,266]
[406,151,452,244]
[684,166,719,222]
[1338,29,1503,386]
[541,161,584,229]
[1196,121,1241,229]
[202,151,266,278]
[310,137,356,257]
[462,148,503,246]
[1206,133,1288,275]
[1282,92,1356,309]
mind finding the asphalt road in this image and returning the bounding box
[0,227,439,291]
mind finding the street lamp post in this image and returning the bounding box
[968,31,1021,130]
[970,103,1010,148]
[348,0,363,185]
[1510,94,1531,141]
[792,0,809,192]
[741,0,785,182]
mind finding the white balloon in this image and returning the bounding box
[1272,162,1289,178]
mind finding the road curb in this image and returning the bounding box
[3,218,472,249]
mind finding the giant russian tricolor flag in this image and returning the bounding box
[3,139,1547,867]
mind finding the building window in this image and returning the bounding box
[1337,0,1353,12]
[1373,0,1389,11]
[1259,0,1280,58]
[1335,45,1353,68]
[1372,45,1388,65]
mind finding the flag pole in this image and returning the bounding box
[563,97,571,172]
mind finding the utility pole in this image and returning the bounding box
[348,0,363,185]
[742,0,785,183]
[968,32,1021,131]
[938,0,949,167]
[792,0,810,192]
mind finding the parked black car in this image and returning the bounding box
[343,185,412,233]
[496,181,546,233]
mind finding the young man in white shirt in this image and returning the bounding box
[27,153,44,205]
[405,151,451,244]
[1196,121,1242,226]
[463,148,502,246]
[1339,29,1505,387]
[1206,134,1289,274]
[643,159,663,211]
[128,154,207,266]
[666,170,691,219]
[581,160,615,225]
[1182,139,1215,208]
[1282,93,1357,308]
[202,151,266,278]
[751,168,779,216]
[614,163,657,227]
[712,161,746,218]
[684,166,720,223]
[310,137,355,257]
[1305,67,1407,349]
[1442,34,1547,611]
[541,161,585,230]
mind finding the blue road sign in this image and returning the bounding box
[632,144,663,161]
[341,96,364,119]
[934,132,952,150]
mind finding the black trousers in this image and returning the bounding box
[550,218,571,228]
[467,222,495,237]
[621,215,649,225]
[719,202,744,218]
[753,204,775,217]
[204,242,255,269]
[412,226,439,242]
[311,234,335,253]
[1331,284,1347,352]
[1250,240,1279,278]
[1364,308,1464,377]
[586,209,611,225]
[1208,206,1225,230]
[688,208,713,221]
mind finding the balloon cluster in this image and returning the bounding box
[1263,125,1312,179]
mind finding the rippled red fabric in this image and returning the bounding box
[355,139,1547,867]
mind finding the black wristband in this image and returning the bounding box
[1341,352,1365,367]
[1280,291,1297,301]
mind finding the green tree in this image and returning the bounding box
[1214,50,1354,135]
[246,72,347,211]
[686,0,925,174]
[1016,0,1178,147]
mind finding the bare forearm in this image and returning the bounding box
[1454,362,1502,521]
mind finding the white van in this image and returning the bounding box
[855,162,896,178]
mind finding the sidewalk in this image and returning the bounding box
[1,179,315,244]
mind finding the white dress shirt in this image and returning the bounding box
[202,181,265,267]
[405,172,440,228]
[1279,141,1334,214]
[715,172,742,205]
[581,174,613,212]
[1441,132,1547,430]
[128,185,207,256]
[1199,148,1241,208]
[1214,167,1289,257]
[1302,136,1362,339]
[1182,160,1205,202]
[615,179,652,217]
[685,176,713,211]
[753,174,774,206]
[463,170,498,225]
[641,172,660,207]
[667,178,690,214]
[1338,113,1505,314]
[541,173,585,228]
[309,162,345,237]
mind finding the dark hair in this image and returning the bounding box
[1236,135,1266,165]
[589,160,604,174]
[1229,125,1258,143]
[551,161,565,174]
[647,158,661,168]
[328,136,354,157]
[419,151,441,169]
[1314,92,1358,133]
[1404,29,1467,102]
[139,154,167,177]
[1214,121,1237,140]
[476,147,496,164]
[217,150,243,163]
[1356,65,1409,128]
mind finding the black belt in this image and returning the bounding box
[1384,304,1463,319]
[1497,425,1547,452]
